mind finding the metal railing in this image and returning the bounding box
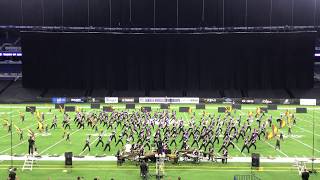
[234,174,261,180]
[0,25,318,33]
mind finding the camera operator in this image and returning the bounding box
[8,167,19,180]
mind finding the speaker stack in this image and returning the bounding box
[65,152,73,166]
[251,153,260,168]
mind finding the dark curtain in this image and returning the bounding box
[0,0,319,27]
[22,32,315,90]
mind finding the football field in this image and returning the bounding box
[0,103,319,179]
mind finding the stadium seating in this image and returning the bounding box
[0,80,42,102]
[291,88,320,98]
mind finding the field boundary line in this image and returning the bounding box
[39,129,81,155]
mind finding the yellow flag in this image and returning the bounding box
[27,129,34,136]
[285,110,289,117]
[256,107,261,114]
[272,125,278,136]
[281,120,286,128]
[38,121,43,131]
[267,131,273,140]
[59,105,64,113]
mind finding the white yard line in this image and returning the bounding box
[79,137,99,156]
[264,140,289,157]
[289,137,320,153]
[295,126,320,137]
[39,109,97,155]
[0,123,37,139]
[39,129,81,155]
[234,144,247,157]
[0,133,39,154]
[295,117,320,128]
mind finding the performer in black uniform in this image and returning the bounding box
[28,136,35,156]
[103,138,111,152]
[82,135,91,152]
[95,131,104,147]
[275,137,281,150]
[240,138,250,153]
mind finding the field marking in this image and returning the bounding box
[0,167,317,172]
[294,126,320,137]
[237,109,287,157]
[0,110,64,140]
[289,137,320,153]
[79,136,100,156]
[264,140,289,157]
[0,133,39,154]
[39,129,81,155]
[295,118,320,128]
[234,144,247,157]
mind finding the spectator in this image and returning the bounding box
[301,169,310,180]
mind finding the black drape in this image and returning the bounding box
[1,0,319,27]
[22,32,315,90]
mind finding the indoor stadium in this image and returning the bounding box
[0,0,319,180]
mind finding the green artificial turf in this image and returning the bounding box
[0,161,319,180]
[0,103,319,179]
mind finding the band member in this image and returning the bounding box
[292,114,297,125]
[222,148,228,164]
[248,136,257,151]
[192,149,200,163]
[208,146,216,162]
[110,130,117,143]
[115,132,124,147]
[78,120,85,129]
[276,118,282,128]
[82,135,91,152]
[180,140,188,150]
[41,112,45,121]
[20,112,25,123]
[280,132,284,141]
[200,136,209,151]
[226,138,235,149]
[50,115,58,129]
[28,136,35,156]
[170,133,178,147]
[64,118,71,130]
[191,133,200,147]
[66,131,70,142]
[267,115,272,128]
[288,125,292,135]
[96,131,104,147]
[213,130,220,144]
[8,122,12,133]
[241,137,250,153]
[18,128,23,141]
[275,136,281,150]
[237,126,246,141]
[103,138,111,152]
